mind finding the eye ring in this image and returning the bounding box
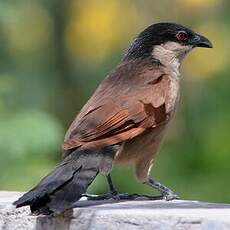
[176,31,188,42]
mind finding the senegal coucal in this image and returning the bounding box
[14,22,212,214]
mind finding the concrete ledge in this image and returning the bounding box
[1,191,230,230]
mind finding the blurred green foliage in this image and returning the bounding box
[0,0,230,203]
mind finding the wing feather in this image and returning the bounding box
[63,59,169,152]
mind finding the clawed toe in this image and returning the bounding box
[82,193,111,200]
[82,192,131,201]
[82,193,170,201]
[162,192,180,201]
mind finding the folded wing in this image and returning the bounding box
[63,59,169,153]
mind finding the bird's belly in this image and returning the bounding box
[114,124,166,165]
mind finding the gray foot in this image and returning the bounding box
[82,193,165,201]
[144,178,180,201]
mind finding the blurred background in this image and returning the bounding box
[0,0,229,203]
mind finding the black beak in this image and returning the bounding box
[192,34,213,48]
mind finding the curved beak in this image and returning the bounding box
[192,34,213,48]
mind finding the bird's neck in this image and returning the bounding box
[152,42,192,79]
[152,46,181,79]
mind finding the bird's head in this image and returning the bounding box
[123,22,212,67]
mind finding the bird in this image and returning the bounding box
[14,22,212,215]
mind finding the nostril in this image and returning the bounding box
[193,35,200,42]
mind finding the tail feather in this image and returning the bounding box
[13,149,103,214]
[47,167,98,211]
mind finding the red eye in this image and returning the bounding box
[176,31,188,42]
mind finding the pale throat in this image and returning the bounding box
[152,41,193,78]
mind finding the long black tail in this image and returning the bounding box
[14,148,114,214]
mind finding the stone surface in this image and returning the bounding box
[0,191,230,230]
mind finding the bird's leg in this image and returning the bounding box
[83,174,119,200]
[106,174,136,199]
[84,175,179,201]
[106,174,118,195]
[105,175,165,200]
[83,174,131,200]
[144,178,179,201]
